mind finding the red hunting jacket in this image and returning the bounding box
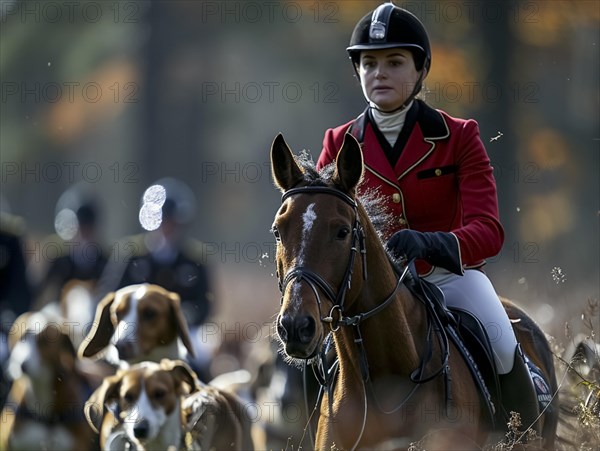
[316,100,504,276]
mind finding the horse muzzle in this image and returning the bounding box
[277,313,319,359]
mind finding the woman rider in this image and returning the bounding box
[316,1,545,435]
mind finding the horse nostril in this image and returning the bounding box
[278,314,316,347]
[277,314,290,342]
[297,316,316,344]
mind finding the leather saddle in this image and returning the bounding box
[404,265,501,427]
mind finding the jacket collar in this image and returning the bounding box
[360,100,450,184]
[415,99,450,140]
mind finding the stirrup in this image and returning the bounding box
[524,355,553,409]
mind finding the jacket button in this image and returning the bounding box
[399,217,407,226]
[392,193,400,203]
[435,168,442,176]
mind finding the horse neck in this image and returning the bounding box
[335,217,427,378]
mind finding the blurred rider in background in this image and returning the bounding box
[35,185,107,310]
[98,177,215,379]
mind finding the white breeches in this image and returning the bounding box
[424,268,517,374]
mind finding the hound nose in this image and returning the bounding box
[278,314,316,345]
[21,360,32,375]
[133,419,150,439]
[115,341,135,360]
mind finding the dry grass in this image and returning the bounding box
[483,298,600,451]
[553,298,600,451]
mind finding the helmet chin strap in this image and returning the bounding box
[363,68,427,114]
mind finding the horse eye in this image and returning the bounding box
[337,227,351,240]
[271,226,281,242]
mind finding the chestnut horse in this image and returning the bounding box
[269,133,558,450]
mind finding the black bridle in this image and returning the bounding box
[276,184,453,450]
[277,185,406,333]
[279,186,363,330]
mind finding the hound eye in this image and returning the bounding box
[153,389,166,400]
[123,392,135,403]
[36,336,50,348]
[336,227,351,240]
[140,308,157,321]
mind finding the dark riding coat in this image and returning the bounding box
[316,100,504,276]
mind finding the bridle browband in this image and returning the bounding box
[281,185,356,208]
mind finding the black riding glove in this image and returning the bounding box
[386,230,464,276]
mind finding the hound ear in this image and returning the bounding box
[7,312,31,351]
[333,133,363,194]
[167,291,196,358]
[270,133,304,192]
[78,292,117,358]
[84,372,123,433]
[162,359,201,394]
[52,324,77,372]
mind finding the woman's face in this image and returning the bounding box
[358,48,425,112]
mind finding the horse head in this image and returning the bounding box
[270,133,366,360]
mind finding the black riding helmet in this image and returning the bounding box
[348,2,431,111]
[347,2,431,72]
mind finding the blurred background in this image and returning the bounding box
[0,0,598,345]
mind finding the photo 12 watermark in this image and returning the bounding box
[491,162,541,184]
[0,1,143,24]
[397,1,540,24]
[12,238,278,266]
[196,1,339,24]
[1,81,139,104]
[423,81,540,105]
[199,161,272,184]
[1,161,140,184]
[200,81,339,104]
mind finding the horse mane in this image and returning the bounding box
[294,151,392,240]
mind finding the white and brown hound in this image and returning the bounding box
[85,359,254,450]
[1,310,103,450]
[78,284,196,366]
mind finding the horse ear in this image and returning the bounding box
[334,133,363,193]
[271,133,304,192]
